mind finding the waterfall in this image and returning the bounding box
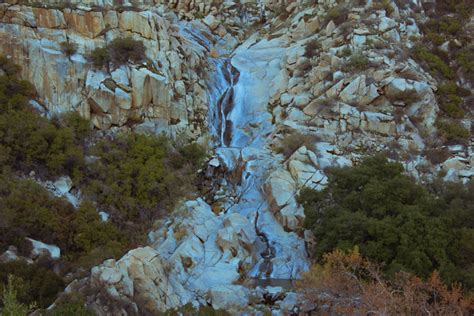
[205,39,310,281]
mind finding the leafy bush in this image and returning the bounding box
[413,45,454,79]
[0,57,88,179]
[439,94,464,118]
[0,275,35,316]
[0,173,129,266]
[0,261,64,309]
[456,46,474,82]
[60,41,78,57]
[81,134,205,223]
[299,155,474,289]
[435,119,469,142]
[89,47,109,68]
[109,37,146,66]
[89,37,146,68]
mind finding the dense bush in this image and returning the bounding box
[0,275,34,316]
[81,134,206,224]
[0,261,64,309]
[90,37,146,68]
[456,46,474,82]
[435,119,469,142]
[89,47,109,68]
[0,173,129,266]
[0,58,89,179]
[299,156,474,289]
[413,45,454,79]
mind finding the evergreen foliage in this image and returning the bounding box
[299,156,474,290]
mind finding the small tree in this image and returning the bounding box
[1,275,35,316]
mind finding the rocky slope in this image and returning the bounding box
[1,0,473,314]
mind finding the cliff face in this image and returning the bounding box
[0,2,212,137]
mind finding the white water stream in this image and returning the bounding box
[206,35,310,281]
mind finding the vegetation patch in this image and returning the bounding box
[274,132,320,158]
[60,41,78,58]
[344,52,369,72]
[299,248,473,314]
[435,119,469,142]
[299,155,474,290]
[323,4,349,25]
[0,56,207,311]
[90,37,146,69]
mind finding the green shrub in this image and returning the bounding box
[439,94,464,118]
[0,275,35,316]
[435,119,469,142]
[456,46,474,82]
[60,41,78,57]
[89,47,109,68]
[81,134,205,223]
[324,4,349,25]
[0,261,64,309]
[109,37,146,66]
[345,52,369,71]
[341,46,352,57]
[89,38,146,68]
[426,32,445,46]
[0,60,88,178]
[413,45,454,79]
[0,173,129,268]
[0,174,75,251]
[299,155,474,289]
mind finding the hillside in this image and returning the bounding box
[0,0,473,314]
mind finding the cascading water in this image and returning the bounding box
[179,15,309,285]
[205,37,310,282]
[207,59,239,147]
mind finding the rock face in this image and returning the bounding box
[0,2,213,137]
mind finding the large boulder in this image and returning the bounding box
[91,247,192,313]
